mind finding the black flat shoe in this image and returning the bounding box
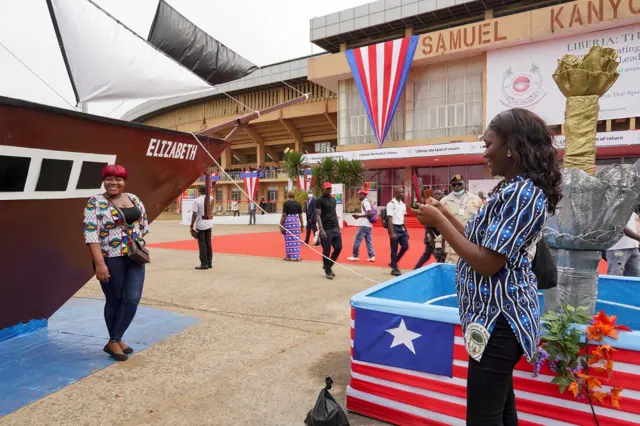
[103,344,128,361]
[121,345,133,355]
[195,265,208,270]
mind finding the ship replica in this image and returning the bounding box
[0,0,307,334]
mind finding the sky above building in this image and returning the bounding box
[0,0,368,118]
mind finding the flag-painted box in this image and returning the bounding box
[348,263,640,425]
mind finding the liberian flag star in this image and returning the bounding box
[386,319,421,355]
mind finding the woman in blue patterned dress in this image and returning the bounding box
[83,165,149,362]
[280,191,305,261]
[414,109,562,425]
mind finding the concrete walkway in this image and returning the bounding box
[1,222,388,426]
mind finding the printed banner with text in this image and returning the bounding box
[486,24,640,124]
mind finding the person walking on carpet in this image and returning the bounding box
[386,187,409,276]
[316,182,342,280]
[348,189,376,262]
[191,186,213,270]
[280,191,304,261]
[305,192,319,246]
[414,188,444,269]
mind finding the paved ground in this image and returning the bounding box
[1,221,388,426]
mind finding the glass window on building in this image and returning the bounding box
[413,58,483,140]
[338,79,405,146]
[415,164,485,194]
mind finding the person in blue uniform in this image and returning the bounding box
[413,108,562,425]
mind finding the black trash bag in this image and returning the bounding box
[304,377,350,426]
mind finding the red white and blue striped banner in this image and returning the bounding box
[297,169,313,192]
[345,36,418,148]
[347,307,640,425]
[241,172,259,200]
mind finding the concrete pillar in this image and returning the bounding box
[220,148,232,169]
[338,80,348,146]
[256,143,264,166]
[404,79,414,141]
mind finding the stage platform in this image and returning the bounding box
[0,298,198,417]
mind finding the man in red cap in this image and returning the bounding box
[316,182,342,279]
[348,189,376,262]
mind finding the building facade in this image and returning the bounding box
[127,0,640,211]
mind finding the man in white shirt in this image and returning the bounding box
[386,187,409,276]
[606,211,640,276]
[348,189,376,262]
[190,186,213,270]
[231,200,239,217]
[248,199,257,225]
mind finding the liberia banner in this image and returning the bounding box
[297,169,313,192]
[345,35,418,148]
[240,172,260,200]
[348,307,640,425]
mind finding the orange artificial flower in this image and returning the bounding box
[592,344,616,359]
[586,311,631,341]
[568,380,580,397]
[576,373,602,391]
[610,386,624,409]
[591,391,607,405]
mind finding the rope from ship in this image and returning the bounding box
[190,132,380,285]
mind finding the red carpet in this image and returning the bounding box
[149,227,609,273]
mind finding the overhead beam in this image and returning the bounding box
[279,117,302,152]
[323,102,337,131]
[240,124,264,144]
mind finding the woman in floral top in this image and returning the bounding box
[414,109,562,425]
[84,165,149,361]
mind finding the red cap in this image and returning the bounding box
[358,189,368,195]
[323,182,332,189]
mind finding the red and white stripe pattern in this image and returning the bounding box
[241,172,259,200]
[345,36,418,147]
[347,308,640,425]
[297,171,312,192]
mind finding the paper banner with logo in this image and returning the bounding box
[345,35,419,147]
[240,171,260,200]
[485,24,640,124]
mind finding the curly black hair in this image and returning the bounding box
[487,109,562,215]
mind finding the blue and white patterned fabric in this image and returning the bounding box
[283,214,301,260]
[456,176,547,362]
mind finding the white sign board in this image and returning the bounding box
[181,199,197,226]
[333,183,344,228]
[486,24,640,125]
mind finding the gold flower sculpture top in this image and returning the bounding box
[553,46,619,98]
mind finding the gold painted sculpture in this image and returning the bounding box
[552,46,619,175]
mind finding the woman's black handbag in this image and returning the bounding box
[532,237,557,290]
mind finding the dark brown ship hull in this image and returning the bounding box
[0,96,228,330]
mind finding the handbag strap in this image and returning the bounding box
[102,194,135,229]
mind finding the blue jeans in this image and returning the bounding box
[353,226,375,258]
[99,256,145,342]
[606,248,640,277]
[390,225,409,269]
